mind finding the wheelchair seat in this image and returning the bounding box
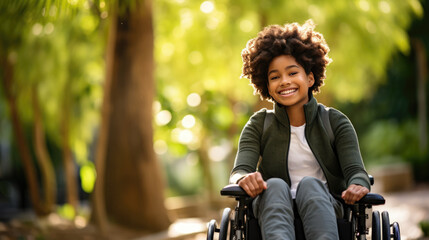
[207,176,401,240]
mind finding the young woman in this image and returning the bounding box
[230,20,370,239]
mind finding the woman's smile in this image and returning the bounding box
[279,88,298,96]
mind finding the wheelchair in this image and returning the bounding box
[207,176,400,240]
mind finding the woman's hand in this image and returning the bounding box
[341,184,369,205]
[237,172,267,198]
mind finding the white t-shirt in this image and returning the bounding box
[288,124,327,198]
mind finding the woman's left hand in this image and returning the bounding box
[341,184,369,205]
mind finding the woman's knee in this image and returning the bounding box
[255,178,293,217]
[263,178,292,201]
[298,176,325,191]
[296,177,329,201]
[301,176,323,185]
[266,178,289,190]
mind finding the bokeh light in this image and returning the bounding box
[187,93,201,107]
[156,110,172,126]
[182,115,196,128]
[200,1,215,14]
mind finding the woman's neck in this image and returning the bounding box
[285,105,306,127]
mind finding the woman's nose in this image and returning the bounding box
[279,75,290,86]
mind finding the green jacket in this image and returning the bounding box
[231,96,370,199]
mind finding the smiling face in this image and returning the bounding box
[267,55,314,110]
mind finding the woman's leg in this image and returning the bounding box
[253,178,295,240]
[295,176,342,240]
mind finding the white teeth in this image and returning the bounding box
[280,89,297,95]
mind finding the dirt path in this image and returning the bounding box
[373,185,429,240]
[1,185,428,240]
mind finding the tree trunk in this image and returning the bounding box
[197,133,215,204]
[60,78,79,214]
[92,4,117,233]
[413,38,427,152]
[0,56,49,216]
[96,0,170,231]
[31,85,57,214]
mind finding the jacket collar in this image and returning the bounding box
[273,94,318,128]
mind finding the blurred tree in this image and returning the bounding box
[414,38,427,151]
[1,0,171,233]
[0,0,56,216]
[0,0,104,218]
[92,0,171,233]
[409,0,429,152]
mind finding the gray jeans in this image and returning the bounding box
[252,177,343,240]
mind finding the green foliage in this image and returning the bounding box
[420,220,429,237]
[80,162,96,193]
[0,1,47,51]
[58,203,76,220]
[360,119,424,167]
[0,0,105,196]
[163,153,203,196]
[340,0,429,181]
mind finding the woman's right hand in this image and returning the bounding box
[237,172,267,198]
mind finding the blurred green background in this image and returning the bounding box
[0,0,428,238]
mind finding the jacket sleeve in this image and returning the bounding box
[229,110,266,184]
[330,109,371,191]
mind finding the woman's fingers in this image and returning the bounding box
[239,181,255,197]
[342,184,369,204]
[238,172,267,198]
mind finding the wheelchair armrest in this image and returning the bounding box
[357,193,385,205]
[220,184,249,197]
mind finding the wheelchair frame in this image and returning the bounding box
[207,177,401,240]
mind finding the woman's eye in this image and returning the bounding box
[289,72,298,76]
[270,76,279,80]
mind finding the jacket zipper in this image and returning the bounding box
[285,112,292,186]
[304,107,330,191]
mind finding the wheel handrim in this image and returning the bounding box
[382,211,391,240]
[219,208,231,240]
[372,211,381,240]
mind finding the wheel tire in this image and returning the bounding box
[382,211,391,240]
[207,219,217,240]
[372,211,381,240]
[219,208,231,240]
[392,222,401,240]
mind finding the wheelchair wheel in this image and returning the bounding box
[219,208,231,240]
[207,219,217,240]
[382,211,391,240]
[392,222,401,240]
[372,211,381,240]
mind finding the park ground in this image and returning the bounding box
[1,183,429,240]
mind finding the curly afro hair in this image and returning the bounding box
[241,20,331,101]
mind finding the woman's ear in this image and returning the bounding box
[308,72,315,87]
